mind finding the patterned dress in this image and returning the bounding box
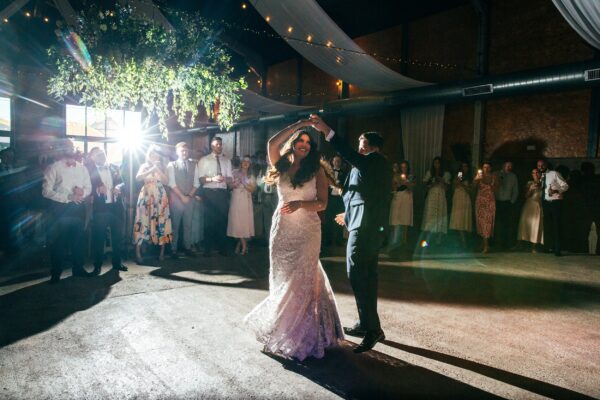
[449,179,473,232]
[476,175,496,238]
[133,169,172,245]
[244,174,344,361]
[421,171,451,233]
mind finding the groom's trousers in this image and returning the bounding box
[346,228,383,332]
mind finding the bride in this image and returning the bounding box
[244,119,344,361]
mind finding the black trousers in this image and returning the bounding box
[91,204,124,269]
[48,202,86,278]
[495,200,515,248]
[203,189,230,253]
[324,196,345,246]
[543,200,563,254]
[346,228,384,332]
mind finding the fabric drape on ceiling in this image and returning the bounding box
[250,0,428,92]
[241,90,312,115]
[552,0,600,50]
[400,105,445,205]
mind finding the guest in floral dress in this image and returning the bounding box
[133,145,172,263]
[475,161,498,253]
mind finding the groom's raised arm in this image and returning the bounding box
[309,114,368,170]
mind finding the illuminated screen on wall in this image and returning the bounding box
[0,97,10,131]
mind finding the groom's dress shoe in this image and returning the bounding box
[353,329,385,354]
[343,326,367,338]
[112,264,128,272]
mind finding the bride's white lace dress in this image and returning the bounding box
[244,174,344,361]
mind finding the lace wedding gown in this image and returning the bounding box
[244,174,344,361]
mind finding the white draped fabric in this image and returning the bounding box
[241,90,312,115]
[400,105,445,202]
[250,0,428,92]
[552,0,600,50]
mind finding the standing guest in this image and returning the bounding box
[538,159,569,256]
[167,142,199,258]
[495,161,519,249]
[196,136,233,256]
[227,156,257,255]
[517,168,544,252]
[388,161,415,253]
[474,162,498,253]
[133,145,172,263]
[324,155,347,247]
[42,139,92,283]
[421,157,451,245]
[86,147,127,275]
[256,156,278,242]
[449,162,473,248]
[190,155,204,254]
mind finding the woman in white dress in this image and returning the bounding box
[227,156,256,255]
[517,168,544,252]
[388,161,415,252]
[244,119,344,361]
[421,157,451,244]
[449,162,474,248]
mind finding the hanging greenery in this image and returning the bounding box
[47,4,246,135]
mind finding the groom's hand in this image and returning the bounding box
[335,213,345,226]
[309,114,331,135]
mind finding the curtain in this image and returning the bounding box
[401,105,445,206]
[552,0,600,50]
[250,0,428,92]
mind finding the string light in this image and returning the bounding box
[242,3,247,9]
[326,40,333,48]
[43,17,49,23]
[24,11,31,17]
[265,16,271,22]
[2,18,8,23]
[287,26,293,33]
[307,34,312,42]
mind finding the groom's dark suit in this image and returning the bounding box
[329,134,391,332]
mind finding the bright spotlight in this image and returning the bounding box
[119,128,143,151]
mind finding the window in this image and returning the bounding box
[65,104,141,165]
[0,97,11,150]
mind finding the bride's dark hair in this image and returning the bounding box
[265,130,335,189]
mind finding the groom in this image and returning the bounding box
[311,114,391,353]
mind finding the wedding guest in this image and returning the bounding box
[421,157,451,245]
[167,142,199,258]
[42,139,92,283]
[324,155,347,247]
[494,161,519,249]
[475,162,498,253]
[196,136,233,256]
[537,159,569,256]
[227,156,256,255]
[86,147,127,275]
[449,162,473,248]
[388,160,415,253]
[133,145,172,263]
[517,168,544,252]
[256,156,278,242]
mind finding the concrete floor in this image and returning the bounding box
[1,247,599,399]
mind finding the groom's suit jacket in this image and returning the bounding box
[329,135,392,233]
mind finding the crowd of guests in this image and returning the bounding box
[1,137,600,284]
[382,157,599,257]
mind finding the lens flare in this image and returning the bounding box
[57,28,92,71]
[420,240,429,248]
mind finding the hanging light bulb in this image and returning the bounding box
[43,17,49,23]
[265,16,271,22]
[307,35,312,42]
[24,11,31,17]
[326,41,333,48]
[242,3,247,9]
[2,17,8,23]
[287,26,293,33]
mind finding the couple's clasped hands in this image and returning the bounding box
[295,114,331,135]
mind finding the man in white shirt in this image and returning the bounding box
[167,142,200,258]
[42,139,92,283]
[195,136,232,256]
[537,159,569,256]
[86,147,127,276]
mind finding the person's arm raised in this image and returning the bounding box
[309,114,368,170]
[267,119,312,166]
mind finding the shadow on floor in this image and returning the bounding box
[382,340,596,400]
[320,258,600,309]
[266,341,501,399]
[0,270,121,348]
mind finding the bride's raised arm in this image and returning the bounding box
[267,119,312,166]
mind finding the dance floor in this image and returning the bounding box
[1,248,599,399]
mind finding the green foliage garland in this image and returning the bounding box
[47,5,246,135]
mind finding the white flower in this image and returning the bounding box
[99,24,107,31]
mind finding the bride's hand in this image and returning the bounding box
[281,200,302,214]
